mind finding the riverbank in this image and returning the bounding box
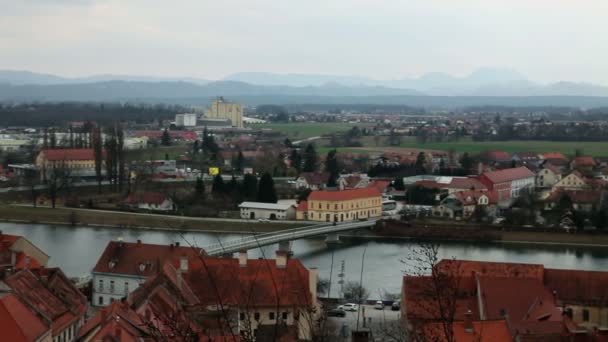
[372,221,608,247]
[0,206,303,233]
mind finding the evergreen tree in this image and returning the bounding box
[195,177,205,197]
[49,129,57,148]
[325,149,340,187]
[393,177,405,191]
[161,128,171,146]
[212,174,225,195]
[235,148,245,172]
[415,152,427,174]
[290,149,302,173]
[256,172,277,203]
[284,138,292,147]
[302,143,317,172]
[460,152,474,172]
[241,173,258,200]
[192,140,200,155]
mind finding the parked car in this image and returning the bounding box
[338,303,359,311]
[326,307,346,317]
[374,300,384,310]
[391,301,400,311]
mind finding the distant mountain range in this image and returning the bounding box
[2,69,608,107]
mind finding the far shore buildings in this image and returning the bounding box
[35,148,100,180]
[205,97,244,128]
[238,201,296,220]
[478,166,535,202]
[297,187,382,222]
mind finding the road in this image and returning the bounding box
[326,304,403,341]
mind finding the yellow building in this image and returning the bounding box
[298,187,382,222]
[204,97,243,128]
[35,148,101,180]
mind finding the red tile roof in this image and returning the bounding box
[298,172,330,186]
[41,148,97,161]
[296,200,308,211]
[542,152,567,160]
[572,156,597,167]
[482,150,511,161]
[423,320,512,342]
[0,294,49,342]
[77,300,148,342]
[368,180,391,193]
[123,191,169,205]
[545,190,601,204]
[92,240,202,277]
[416,178,487,191]
[436,259,545,281]
[544,268,608,306]
[451,190,498,205]
[480,166,535,184]
[308,187,381,201]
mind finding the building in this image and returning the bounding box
[478,166,535,202]
[295,172,330,190]
[134,130,198,141]
[303,187,382,222]
[402,259,608,341]
[337,173,370,190]
[131,159,177,178]
[552,171,589,191]
[175,113,198,127]
[535,163,562,188]
[91,240,202,307]
[122,192,175,212]
[123,136,148,150]
[76,300,149,342]
[204,97,243,128]
[238,201,296,220]
[127,251,318,340]
[0,293,53,342]
[35,148,100,180]
[571,156,597,172]
[544,190,603,212]
[0,231,49,271]
[414,176,487,194]
[432,190,497,219]
[0,138,30,152]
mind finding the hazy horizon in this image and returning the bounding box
[2,0,607,84]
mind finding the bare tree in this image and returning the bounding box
[91,126,103,194]
[46,161,72,209]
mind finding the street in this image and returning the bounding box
[326,304,404,341]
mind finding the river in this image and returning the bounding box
[2,223,608,298]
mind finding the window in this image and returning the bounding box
[239,312,245,320]
[110,280,115,293]
[98,279,104,292]
[124,281,129,294]
[583,309,590,322]
[282,312,288,320]
[254,312,260,320]
[98,296,104,305]
[269,312,275,320]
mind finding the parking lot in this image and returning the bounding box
[326,304,404,341]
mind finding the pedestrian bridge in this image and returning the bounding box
[202,219,378,256]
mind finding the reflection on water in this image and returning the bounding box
[2,223,608,298]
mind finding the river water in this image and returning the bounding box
[2,223,608,298]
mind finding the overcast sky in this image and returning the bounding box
[1,0,607,84]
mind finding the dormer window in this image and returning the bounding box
[139,263,146,272]
[108,261,116,269]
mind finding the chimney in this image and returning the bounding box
[179,256,188,272]
[276,250,287,269]
[175,242,180,247]
[136,239,141,245]
[238,250,248,267]
[464,310,474,333]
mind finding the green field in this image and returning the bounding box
[253,122,374,139]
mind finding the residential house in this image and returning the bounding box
[238,201,296,220]
[402,259,608,341]
[478,166,535,202]
[91,240,202,307]
[541,152,570,168]
[127,251,318,340]
[302,187,382,222]
[544,190,603,212]
[296,201,308,220]
[337,173,370,190]
[415,176,487,195]
[535,163,562,188]
[76,300,150,342]
[4,267,88,342]
[571,156,597,172]
[0,231,49,271]
[432,190,497,219]
[0,139,30,152]
[552,171,589,191]
[295,172,330,190]
[511,151,542,167]
[122,192,174,212]
[479,150,511,164]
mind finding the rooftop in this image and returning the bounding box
[308,186,381,201]
[238,201,294,210]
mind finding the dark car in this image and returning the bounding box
[391,301,400,311]
[327,308,346,317]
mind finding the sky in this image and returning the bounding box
[1,0,607,84]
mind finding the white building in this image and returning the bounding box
[175,113,198,127]
[239,201,296,220]
[122,192,174,211]
[0,139,30,152]
[123,136,148,150]
[91,240,201,307]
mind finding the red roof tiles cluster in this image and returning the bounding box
[134,130,198,140]
[123,191,170,206]
[0,294,50,342]
[0,233,45,271]
[308,186,381,201]
[77,300,148,342]
[297,172,330,186]
[404,259,608,341]
[450,190,498,205]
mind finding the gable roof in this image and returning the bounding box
[92,240,202,277]
[238,202,293,210]
[0,293,49,342]
[41,148,97,161]
[77,300,148,342]
[572,156,597,167]
[544,268,608,306]
[308,187,381,201]
[450,190,498,205]
[481,166,535,184]
[297,172,330,186]
[542,152,567,160]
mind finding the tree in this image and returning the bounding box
[47,162,72,209]
[325,149,339,187]
[283,138,292,148]
[212,174,225,195]
[342,281,369,302]
[195,177,205,198]
[459,152,474,172]
[302,143,317,172]
[415,152,427,174]
[49,129,57,148]
[289,149,302,173]
[161,128,171,146]
[91,126,103,194]
[393,177,405,191]
[256,172,277,203]
[235,148,245,172]
[241,174,258,200]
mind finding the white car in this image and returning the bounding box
[338,303,359,311]
[374,300,384,310]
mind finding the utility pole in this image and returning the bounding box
[338,260,345,301]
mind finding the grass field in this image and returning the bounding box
[254,122,374,139]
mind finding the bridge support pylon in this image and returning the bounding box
[278,241,294,257]
[325,233,341,245]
